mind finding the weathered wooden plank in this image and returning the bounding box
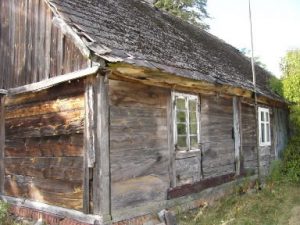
[167,91,176,188]
[44,5,52,79]
[6,80,84,107]
[93,75,111,218]
[52,17,90,59]
[110,147,169,183]
[5,135,83,157]
[175,157,201,186]
[1,195,102,225]
[4,174,83,210]
[83,76,97,213]
[8,67,99,96]
[109,80,168,109]
[233,97,241,175]
[5,110,84,138]
[6,95,84,119]
[5,157,83,182]
[0,96,5,194]
[111,176,168,210]
[167,173,236,199]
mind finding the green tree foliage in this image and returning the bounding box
[270,49,300,183]
[154,0,210,29]
[281,50,300,103]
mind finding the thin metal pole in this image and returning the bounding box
[248,0,261,186]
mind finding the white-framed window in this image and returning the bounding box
[258,107,271,146]
[173,92,200,151]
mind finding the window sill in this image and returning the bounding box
[259,143,271,147]
[176,149,201,159]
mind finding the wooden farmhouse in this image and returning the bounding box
[0,0,289,224]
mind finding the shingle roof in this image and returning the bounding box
[48,0,282,101]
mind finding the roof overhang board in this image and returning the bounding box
[8,66,100,96]
[0,90,7,95]
[52,17,91,59]
[109,63,287,108]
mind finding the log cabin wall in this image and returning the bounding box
[0,0,89,89]
[201,95,235,178]
[109,80,170,211]
[4,80,85,211]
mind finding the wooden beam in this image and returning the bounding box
[167,173,237,199]
[109,63,287,108]
[233,97,242,176]
[0,96,4,194]
[167,91,176,188]
[83,76,97,214]
[93,74,111,221]
[8,66,100,96]
[0,195,103,224]
[0,90,7,95]
[52,17,91,59]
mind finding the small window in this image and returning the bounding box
[174,93,200,151]
[258,107,271,146]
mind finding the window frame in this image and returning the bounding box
[258,107,271,146]
[173,92,200,152]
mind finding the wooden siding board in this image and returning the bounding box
[0,0,89,89]
[0,97,5,193]
[109,80,169,211]
[201,95,235,179]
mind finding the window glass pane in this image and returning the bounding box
[266,112,269,122]
[190,123,197,134]
[176,98,186,110]
[177,136,187,148]
[177,111,186,123]
[266,124,270,142]
[261,111,265,122]
[189,112,197,124]
[190,136,198,150]
[177,124,187,135]
[261,123,265,143]
[189,100,197,111]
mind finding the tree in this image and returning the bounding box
[154,0,210,30]
[281,49,300,103]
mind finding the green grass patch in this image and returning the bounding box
[178,180,300,225]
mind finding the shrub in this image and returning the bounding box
[282,136,300,183]
[0,201,9,222]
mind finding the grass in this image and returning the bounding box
[0,201,29,225]
[178,180,300,225]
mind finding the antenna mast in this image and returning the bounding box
[248,0,261,186]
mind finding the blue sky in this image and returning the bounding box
[206,0,300,77]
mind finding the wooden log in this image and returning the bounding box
[0,96,5,194]
[5,135,83,157]
[5,110,84,138]
[4,174,83,210]
[93,74,111,218]
[6,95,84,119]
[4,157,83,182]
[5,80,84,107]
[233,97,241,175]
[1,195,103,225]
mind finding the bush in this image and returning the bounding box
[282,136,300,183]
[0,201,9,222]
